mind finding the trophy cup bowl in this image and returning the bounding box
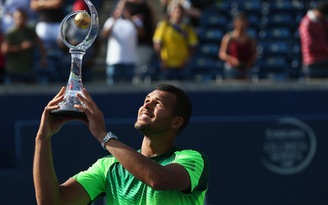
[50,0,99,118]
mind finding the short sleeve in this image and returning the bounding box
[173,150,208,192]
[72,156,116,201]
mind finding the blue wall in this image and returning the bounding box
[1,87,328,204]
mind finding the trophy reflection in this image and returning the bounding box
[51,0,99,118]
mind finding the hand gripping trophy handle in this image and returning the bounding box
[51,0,99,118]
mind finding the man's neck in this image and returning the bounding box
[141,135,175,157]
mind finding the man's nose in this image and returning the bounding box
[144,100,154,109]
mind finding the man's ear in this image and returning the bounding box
[172,116,183,130]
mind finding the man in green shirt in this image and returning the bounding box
[33,83,209,204]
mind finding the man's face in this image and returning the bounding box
[14,11,26,28]
[170,6,184,24]
[134,90,177,136]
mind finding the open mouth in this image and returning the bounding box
[140,111,153,119]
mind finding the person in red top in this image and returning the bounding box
[219,12,257,79]
[299,2,328,78]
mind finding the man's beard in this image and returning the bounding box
[134,121,152,136]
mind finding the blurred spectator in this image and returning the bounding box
[1,0,35,34]
[1,8,46,83]
[0,30,5,83]
[59,0,101,82]
[218,12,257,79]
[30,0,64,45]
[127,0,157,84]
[153,2,198,81]
[101,1,141,85]
[30,0,66,82]
[299,2,328,78]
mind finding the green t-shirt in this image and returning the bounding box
[73,147,209,205]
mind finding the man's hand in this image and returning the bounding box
[75,88,108,142]
[36,87,68,140]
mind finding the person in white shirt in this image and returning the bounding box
[101,1,144,85]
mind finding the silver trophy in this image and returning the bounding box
[51,0,99,118]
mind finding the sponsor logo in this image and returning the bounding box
[262,118,316,175]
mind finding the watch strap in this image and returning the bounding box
[101,132,118,149]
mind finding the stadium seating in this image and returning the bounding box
[256,56,290,79]
[197,27,224,43]
[191,56,224,82]
[259,27,293,41]
[260,13,295,28]
[192,0,309,81]
[198,43,220,58]
[200,13,229,29]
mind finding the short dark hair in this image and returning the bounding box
[156,84,192,133]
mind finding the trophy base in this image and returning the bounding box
[50,109,86,119]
